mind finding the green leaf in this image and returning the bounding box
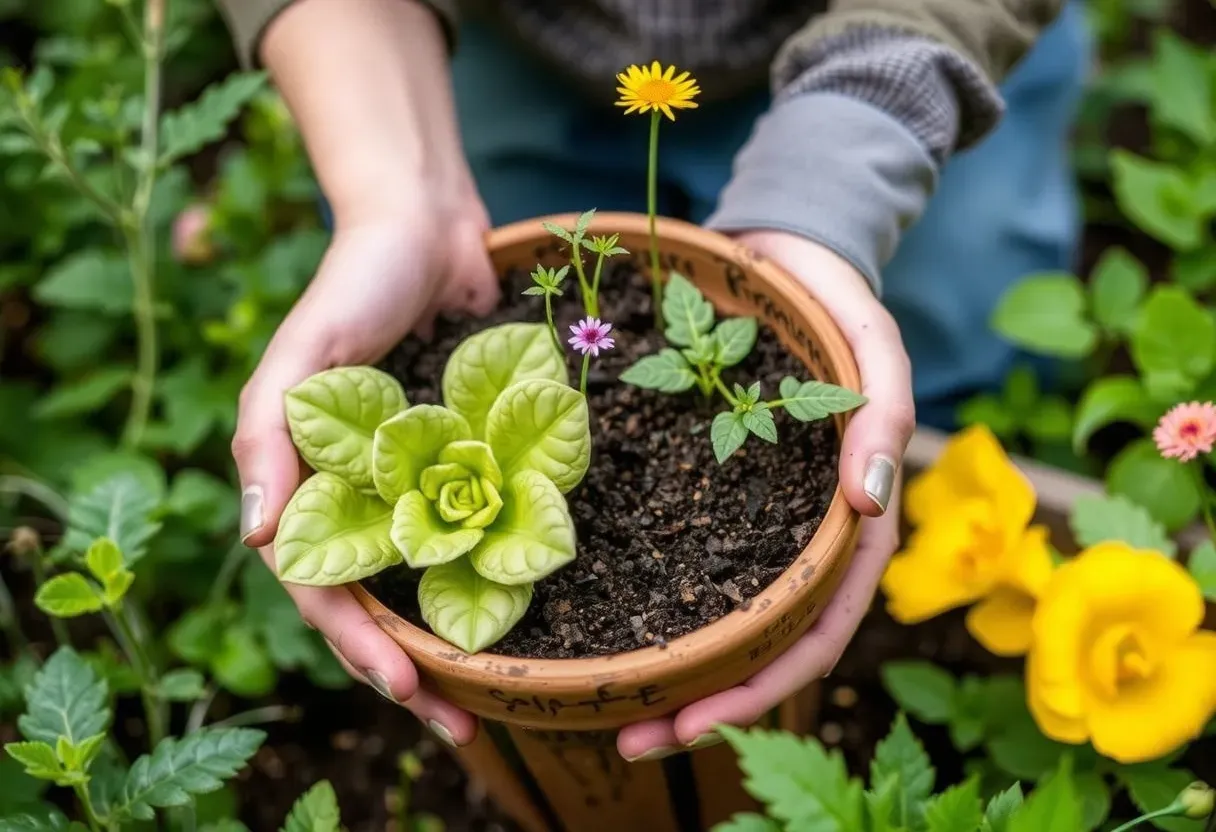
[718,724,865,830]
[870,713,935,830]
[742,407,777,444]
[575,208,595,235]
[274,473,399,585]
[924,778,982,832]
[1118,764,1203,832]
[1071,376,1161,453]
[1148,30,1215,145]
[114,728,266,822]
[712,318,758,367]
[390,491,484,568]
[1089,247,1147,336]
[1107,439,1202,532]
[167,605,231,666]
[711,815,782,832]
[33,368,131,420]
[1131,286,1216,384]
[84,538,124,583]
[1009,758,1080,832]
[17,648,110,747]
[418,558,532,653]
[33,251,132,314]
[1188,541,1216,602]
[64,472,161,563]
[211,625,276,698]
[541,221,573,243]
[958,394,1018,440]
[159,72,267,165]
[372,405,471,504]
[165,470,239,535]
[981,784,1024,832]
[619,349,698,393]
[1172,249,1216,292]
[1024,397,1073,443]
[0,811,74,832]
[33,574,103,618]
[486,379,591,494]
[880,661,957,724]
[281,780,341,832]
[991,273,1099,357]
[442,323,568,438]
[662,272,715,347]
[4,742,70,785]
[777,377,867,421]
[157,669,206,702]
[285,367,408,490]
[1111,150,1205,250]
[1072,770,1111,831]
[1069,494,1176,556]
[711,411,748,463]
[470,470,577,585]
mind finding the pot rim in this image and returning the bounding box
[355,211,862,684]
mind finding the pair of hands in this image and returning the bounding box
[232,194,915,760]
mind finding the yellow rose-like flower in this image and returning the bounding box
[615,62,700,121]
[1027,542,1216,763]
[880,424,1054,655]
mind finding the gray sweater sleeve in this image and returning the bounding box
[705,29,1021,293]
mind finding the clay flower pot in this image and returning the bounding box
[352,212,862,831]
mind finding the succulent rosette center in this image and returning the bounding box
[419,445,503,528]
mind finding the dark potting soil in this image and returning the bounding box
[364,262,839,659]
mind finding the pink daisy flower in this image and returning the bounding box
[568,317,615,357]
[1153,401,1216,462]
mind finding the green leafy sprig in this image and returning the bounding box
[538,209,629,319]
[524,265,569,354]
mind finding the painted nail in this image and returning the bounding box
[365,670,397,703]
[686,732,723,750]
[239,486,264,544]
[625,746,680,763]
[863,456,896,513]
[427,720,458,748]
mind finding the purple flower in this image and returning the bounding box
[568,317,616,357]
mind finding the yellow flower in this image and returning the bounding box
[880,425,1054,655]
[1027,542,1216,763]
[615,62,700,121]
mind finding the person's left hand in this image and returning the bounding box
[616,229,914,761]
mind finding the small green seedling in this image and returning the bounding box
[620,273,867,462]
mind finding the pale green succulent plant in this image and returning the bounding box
[273,322,590,653]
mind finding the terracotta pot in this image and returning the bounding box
[352,212,863,831]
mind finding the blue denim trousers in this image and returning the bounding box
[444,3,1092,429]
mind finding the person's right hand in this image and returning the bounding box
[232,193,499,747]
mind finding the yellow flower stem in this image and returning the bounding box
[647,110,662,328]
[1110,802,1187,832]
[588,251,606,318]
[579,352,591,397]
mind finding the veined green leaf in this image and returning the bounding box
[471,471,577,585]
[777,377,867,422]
[391,491,483,568]
[741,407,777,444]
[1069,494,1176,556]
[662,272,715,347]
[712,317,757,367]
[486,379,590,493]
[33,574,103,618]
[373,405,471,504]
[711,411,748,463]
[924,778,982,832]
[281,780,341,832]
[990,273,1098,357]
[981,783,1024,832]
[870,713,935,830]
[619,349,698,393]
[159,73,267,165]
[63,472,161,563]
[418,559,532,654]
[17,648,110,747]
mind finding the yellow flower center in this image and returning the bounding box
[1090,624,1155,698]
[637,78,677,104]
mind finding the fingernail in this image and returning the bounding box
[240,486,264,543]
[686,732,723,750]
[863,456,896,513]
[427,720,458,748]
[624,746,680,763]
[365,670,397,703]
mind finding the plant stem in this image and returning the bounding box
[570,244,592,312]
[544,294,561,355]
[1110,803,1185,832]
[26,126,125,225]
[29,548,71,648]
[0,475,71,520]
[74,784,104,832]
[120,0,166,450]
[579,352,591,396]
[211,704,297,729]
[185,686,218,734]
[711,370,738,407]
[208,542,249,606]
[647,110,662,328]
[588,252,606,318]
[106,605,166,748]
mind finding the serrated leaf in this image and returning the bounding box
[390,491,484,568]
[281,780,341,832]
[1072,376,1161,453]
[285,367,408,489]
[619,349,698,393]
[1069,494,1176,556]
[114,728,265,822]
[33,251,132,314]
[159,73,267,165]
[442,323,567,439]
[991,273,1099,357]
[470,470,577,585]
[373,405,471,504]
[981,783,1024,832]
[712,317,757,367]
[880,661,956,723]
[924,778,982,832]
[711,814,781,832]
[0,809,73,832]
[718,724,865,830]
[57,733,105,774]
[1009,758,1080,832]
[1090,247,1147,336]
[541,221,572,243]
[157,669,206,702]
[1131,286,1216,383]
[711,411,748,463]
[4,742,68,784]
[742,407,777,444]
[778,377,867,421]
[486,379,590,493]
[574,208,595,235]
[663,272,715,347]
[1188,541,1216,602]
[274,473,400,586]
[870,713,935,830]
[34,574,103,618]
[33,368,131,420]
[64,472,161,563]
[17,648,110,746]
[418,558,532,653]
